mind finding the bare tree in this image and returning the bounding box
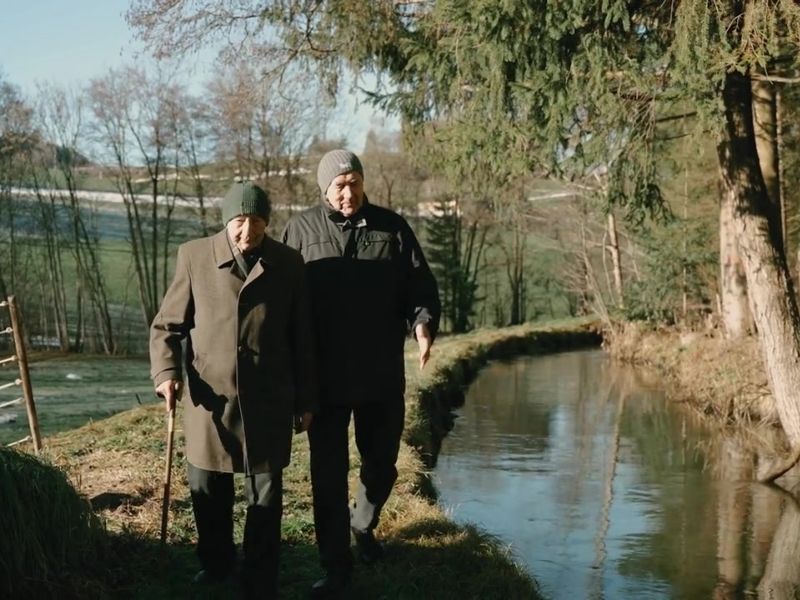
[496,195,529,326]
[206,60,329,203]
[89,66,182,328]
[35,83,117,353]
[0,75,43,340]
[175,93,215,236]
[362,130,426,211]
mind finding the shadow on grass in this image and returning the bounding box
[108,533,322,600]
[348,517,540,600]
[115,521,539,600]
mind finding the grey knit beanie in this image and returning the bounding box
[221,181,271,224]
[316,149,364,195]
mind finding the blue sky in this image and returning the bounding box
[1,2,139,90]
[0,0,396,151]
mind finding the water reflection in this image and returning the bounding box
[432,349,800,599]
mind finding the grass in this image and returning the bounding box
[606,321,775,426]
[0,354,155,445]
[602,321,800,480]
[13,318,599,599]
[0,447,105,598]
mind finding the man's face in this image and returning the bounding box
[226,214,267,253]
[325,171,364,218]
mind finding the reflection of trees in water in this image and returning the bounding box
[757,468,800,600]
[608,365,718,599]
[589,365,627,600]
[714,438,751,599]
[757,483,800,600]
[594,365,716,598]
[466,351,723,598]
[444,350,800,597]
[702,429,800,599]
[556,351,606,515]
[747,434,783,595]
[451,359,553,451]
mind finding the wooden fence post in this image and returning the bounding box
[7,296,41,453]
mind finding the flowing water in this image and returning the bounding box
[433,349,800,600]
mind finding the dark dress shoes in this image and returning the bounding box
[309,570,351,599]
[353,529,384,565]
[192,568,231,585]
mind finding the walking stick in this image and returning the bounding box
[160,398,177,545]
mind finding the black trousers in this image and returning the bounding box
[308,396,405,573]
[187,463,283,594]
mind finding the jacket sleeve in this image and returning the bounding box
[400,218,441,340]
[281,218,301,252]
[289,253,318,415]
[149,244,194,388]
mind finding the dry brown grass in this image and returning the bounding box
[607,321,777,426]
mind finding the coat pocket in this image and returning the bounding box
[360,231,397,259]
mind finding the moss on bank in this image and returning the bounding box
[21,318,598,599]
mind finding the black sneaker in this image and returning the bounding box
[352,529,384,565]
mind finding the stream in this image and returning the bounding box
[433,349,800,599]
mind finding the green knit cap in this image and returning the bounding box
[221,182,271,224]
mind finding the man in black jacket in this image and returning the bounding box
[282,149,440,598]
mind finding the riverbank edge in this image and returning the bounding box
[605,322,781,436]
[404,319,603,479]
[36,318,600,598]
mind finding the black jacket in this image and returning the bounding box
[281,199,440,405]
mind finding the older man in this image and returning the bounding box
[150,181,316,599]
[282,149,440,597]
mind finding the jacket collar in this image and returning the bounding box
[323,196,370,230]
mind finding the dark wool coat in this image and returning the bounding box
[150,231,317,474]
[281,199,440,406]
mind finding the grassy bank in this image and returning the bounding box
[604,321,800,480]
[27,318,598,599]
[606,322,776,427]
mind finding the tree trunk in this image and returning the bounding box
[752,79,784,256]
[606,211,623,309]
[73,282,83,353]
[578,219,593,317]
[717,70,800,448]
[505,223,526,325]
[719,177,752,338]
[34,192,70,351]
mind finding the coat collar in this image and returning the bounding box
[212,229,275,270]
